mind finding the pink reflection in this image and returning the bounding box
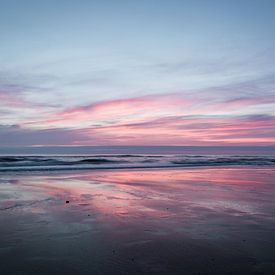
[1,167,275,225]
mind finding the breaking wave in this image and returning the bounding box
[0,155,274,172]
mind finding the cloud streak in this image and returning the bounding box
[1,90,274,146]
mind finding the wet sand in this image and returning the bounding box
[1,167,275,274]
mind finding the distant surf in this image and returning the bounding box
[0,155,274,172]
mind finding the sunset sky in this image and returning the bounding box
[1,0,275,146]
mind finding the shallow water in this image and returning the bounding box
[1,167,275,274]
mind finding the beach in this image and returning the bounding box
[1,166,275,274]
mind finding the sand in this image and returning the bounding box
[1,167,275,274]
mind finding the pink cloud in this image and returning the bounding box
[27,93,193,128]
[0,91,30,108]
[0,90,56,113]
[2,113,275,146]
[32,92,275,129]
[8,92,275,146]
[70,115,275,145]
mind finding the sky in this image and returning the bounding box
[0,0,275,146]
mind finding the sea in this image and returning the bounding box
[0,146,275,172]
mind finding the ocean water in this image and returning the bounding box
[0,146,275,172]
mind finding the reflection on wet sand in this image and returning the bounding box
[1,167,275,274]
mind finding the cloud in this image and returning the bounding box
[1,73,275,146]
[0,124,90,146]
[0,118,273,145]
[5,112,274,146]
[78,114,275,145]
[25,93,193,129]
[0,91,31,108]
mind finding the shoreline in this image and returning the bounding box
[0,164,275,176]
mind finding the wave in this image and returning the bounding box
[0,155,274,172]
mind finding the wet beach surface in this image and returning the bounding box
[1,167,275,274]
